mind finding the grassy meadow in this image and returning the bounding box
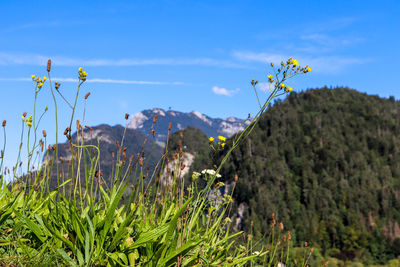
[1,58,398,266]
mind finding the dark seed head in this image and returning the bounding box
[47,59,51,72]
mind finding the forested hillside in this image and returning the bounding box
[189,87,400,264]
[44,87,400,264]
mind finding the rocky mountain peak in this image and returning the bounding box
[128,108,249,141]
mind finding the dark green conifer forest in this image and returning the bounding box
[181,88,400,264]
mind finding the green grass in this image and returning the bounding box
[0,59,326,266]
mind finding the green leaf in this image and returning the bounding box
[0,192,24,225]
[14,210,46,242]
[108,211,134,251]
[34,214,52,236]
[165,196,193,242]
[108,252,126,266]
[118,253,128,265]
[57,248,78,267]
[43,218,75,252]
[128,223,170,249]
[85,230,90,264]
[99,183,127,248]
[85,212,95,251]
[76,249,85,266]
[229,254,263,266]
[159,240,202,266]
[99,185,110,204]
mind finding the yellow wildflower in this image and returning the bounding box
[31,75,35,80]
[21,116,25,121]
[285,87,293,92]
[218,136,226,142]
[79,68,87,81]
[215,182,225,188]
[25,115,33,127]
[43,76,47,81]
[279,84,285,89]
[209,137,214,142]
[292,59,299,66]
[38,83,43,89]
[306,66,312,72]
[221,142,226,148]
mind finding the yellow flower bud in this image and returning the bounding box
[79,67,83,72]
[218,135,226,142]
[285,87,293,92]
[43,76,47,81]
[31,75,35,80]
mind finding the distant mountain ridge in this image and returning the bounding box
[47,108,248,184]
[128,108,249,141]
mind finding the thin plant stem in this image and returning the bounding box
[48,72,60,186]
[0,126,6,184]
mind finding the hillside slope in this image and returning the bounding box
[192,88,400,263]
[45,124,164,186]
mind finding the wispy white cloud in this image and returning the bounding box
[232,51,285,64]
[212,86,239,97]
[257,82,273,93]
[300,33,361,45]
[86,78,184,85]
[0,77,184,85]
[3,21,61,33]
[298,33,365,53]
[304,17,359,33]
[252,16,366,59]
[232,51,370,74]
[0,52,245,68]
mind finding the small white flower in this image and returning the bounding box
[201,169,221,178]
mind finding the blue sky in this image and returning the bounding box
[0,0,399,172]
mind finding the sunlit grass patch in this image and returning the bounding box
[0,58,312,266]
